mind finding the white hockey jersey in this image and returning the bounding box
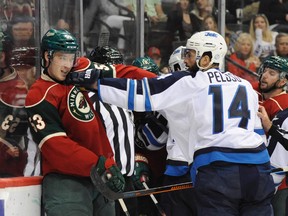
[98,68,269,182]
[267,109,288,190]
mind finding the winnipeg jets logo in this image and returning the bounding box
[68,87,94,121]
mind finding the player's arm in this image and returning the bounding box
[258,106,288,150]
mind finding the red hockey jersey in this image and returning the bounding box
[25,73,113,177]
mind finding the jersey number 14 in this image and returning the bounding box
[209,85,251,134]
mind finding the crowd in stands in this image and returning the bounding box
[82,0,288,79]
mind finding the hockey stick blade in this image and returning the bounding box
[90,166,193,200]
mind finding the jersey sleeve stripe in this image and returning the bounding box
[38,132,67,149]
[128,79,135,110]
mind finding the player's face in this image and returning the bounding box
[259,68,280,91]
[184,49,197,71]
[47,51,75,81]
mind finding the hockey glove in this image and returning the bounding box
[66,68,102,90]
[132,154,151,189]
[93,156,125,193]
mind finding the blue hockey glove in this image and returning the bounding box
[132,154,151,189]
[93,156,125,193]
[66,68,102,90]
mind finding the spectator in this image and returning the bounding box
[227,32,260,84]
[191,0,215,21]
[203,14,217,32]
[25,28,125,216]
[258,0,288,33]
[166,0,202,42]
[8,15,35,48]
[83,0,128,50]
[249,14,278,62]
[54,18,70,30]
[0,31,28,177]
[147,46,169,74]
[126,0,167,24]
[274,32,288,58]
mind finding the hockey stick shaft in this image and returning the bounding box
[118,199,130,216]
[91,165,288,200]
[271,167,288,174]
[142,182,166,216]
[90,166,192,200]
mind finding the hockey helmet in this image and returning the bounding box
[186,30,227,70]
[132,56,160,75]
[41,28,78,53]
[258,56,288,79]
[168,46,187,72]
[88,45,123,64]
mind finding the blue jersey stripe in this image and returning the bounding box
[142,126,164,147]
[254,128,265,135]
[191,149,270,183]
[143,78,152,111]
[128,80,135,110]
[165,164,190,176]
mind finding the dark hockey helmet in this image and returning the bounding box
[11,47,37,67]
[41,28,78,54]
[258,56,288,80]
[132,56,160,75]
[88,45,123,64]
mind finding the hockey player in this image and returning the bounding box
[160,46,197,216]
[168,46,188,72]
[25,29,125,216]
[71,49,168,215]
[253,56,288,120]
[0,31,28,177]
[258,105,288,216]
[77,31,274,215]
[253,56,288,216]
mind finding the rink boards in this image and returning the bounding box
[0,177,42,216]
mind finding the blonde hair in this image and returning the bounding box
[234,33,254,58]
[249,14,273,42]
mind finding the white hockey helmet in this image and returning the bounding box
[186,30,227,70]
[168,46,188,72]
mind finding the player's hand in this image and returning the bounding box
[258,105,272,132]
[66,68,102,90]
[93,156,125,193]
[132,154,151,189]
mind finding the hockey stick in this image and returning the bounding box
[91,166,288,200]
[142,182,166,216]
[90,166,193,200]
[271,167,288,174]
[118,199,130,216]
